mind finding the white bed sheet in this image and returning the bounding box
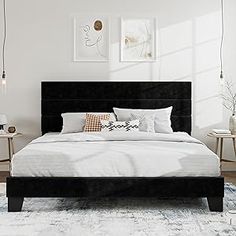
[11,132,220,177]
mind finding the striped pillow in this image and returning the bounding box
[84,113,110,132]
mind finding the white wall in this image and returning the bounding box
[0,0,236,169]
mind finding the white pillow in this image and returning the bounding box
[130,113,155,133]
[61,112,116,134]
[101,120,139,132]
[113,107,173,134]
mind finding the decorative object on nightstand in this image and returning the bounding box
[0,114,7,134]
[207,131,236,163]
[212,129,231,135]
[8,126,16,133]
[0,133,22,166]
[222,80,236,134]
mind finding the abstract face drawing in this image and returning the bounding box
[82,19,105,58]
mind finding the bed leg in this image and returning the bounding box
[207,197,223,212]
[8,197,24,212]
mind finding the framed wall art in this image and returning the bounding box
[73,16,109,62]
[121,18,156,62]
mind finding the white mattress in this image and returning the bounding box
[11,132,220,177]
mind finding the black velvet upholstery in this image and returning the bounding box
[41,81,191,134]
[6,176,224,212]
[6,81,224,212]
[7,177,224,198]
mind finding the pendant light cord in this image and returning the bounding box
[0,0,227,81]
[2,0,6,79]
[220,0,224,79]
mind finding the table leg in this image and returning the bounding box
[215,138,219,154]
[10,138,15,154]
[233,138,236,156]
[219,138,224,161]
[7,138,12,161]
[8,138,15,173]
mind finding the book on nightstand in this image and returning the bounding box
[212,129,231,136]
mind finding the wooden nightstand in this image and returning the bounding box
[207,132,236,162]
[0,133,22,164]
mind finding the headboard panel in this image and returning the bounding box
[41,82,191,134]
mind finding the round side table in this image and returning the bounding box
[0,133,22,165]
[207,132,236,162]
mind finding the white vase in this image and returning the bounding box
[229,114,236,134]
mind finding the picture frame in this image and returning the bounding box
[120,18,156,62]
[73,16,109,62]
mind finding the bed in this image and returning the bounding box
[6,81,224,212]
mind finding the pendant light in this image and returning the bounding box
[1,0,7,91]
[219,0,224,85]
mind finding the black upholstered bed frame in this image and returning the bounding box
[7,82,224,212]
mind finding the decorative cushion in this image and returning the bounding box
[84,113,110,132]
[101,120,139,132]
[113,107,173,134]
[130,113,155,132]
[61,113,116,134]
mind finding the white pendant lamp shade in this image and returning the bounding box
[0,114,7,125]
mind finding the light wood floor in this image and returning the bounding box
[1,171,236,184]
[0,171,9,183]
[222,171,236,185]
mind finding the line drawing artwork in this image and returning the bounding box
[82,23,105,58]
[74,17,109,61]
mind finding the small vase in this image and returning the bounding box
[229,114,236,134]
